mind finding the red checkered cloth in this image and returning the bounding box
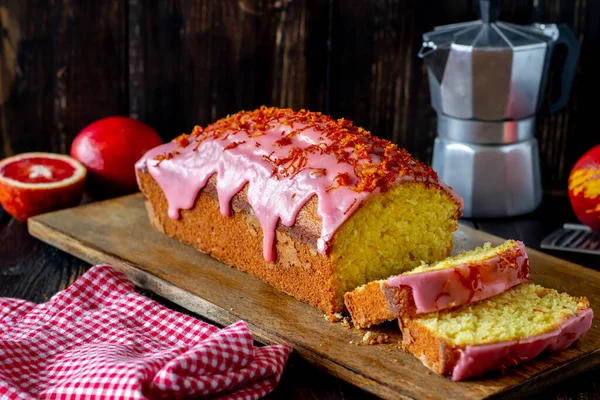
[0,264,291,400]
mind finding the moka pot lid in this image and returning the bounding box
[418,0,565,121]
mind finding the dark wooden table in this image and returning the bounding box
[1,193,599,399]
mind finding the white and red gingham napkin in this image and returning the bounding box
[0,264,291,400]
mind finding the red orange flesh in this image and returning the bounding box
[0,153,86,220]
[1,157,76,184]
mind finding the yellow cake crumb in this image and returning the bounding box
[332,182,458,298]
[362,331,391,345]
[406,239,517,275]
[341,316,352,328]
[411,283,589,346]
[324,313,344,323]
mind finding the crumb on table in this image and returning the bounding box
[324,313,353,328]
[324,313,344,323]
[362,331,391,345]
[341,316,352,328]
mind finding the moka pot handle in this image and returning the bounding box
[547,24,580,114]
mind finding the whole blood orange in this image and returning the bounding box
[568,144,600,231]
[0,152,87,220]
[70,116,162,198]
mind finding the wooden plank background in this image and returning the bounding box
[0,0,598,193]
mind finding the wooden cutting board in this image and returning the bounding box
[28,194,600,400]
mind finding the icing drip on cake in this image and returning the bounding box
[387,241,530,313]
[451,308,594,381]
[136,107,463,262]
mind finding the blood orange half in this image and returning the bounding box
[0,152,87,220]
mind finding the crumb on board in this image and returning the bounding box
[324,313,353,328]
[324,313,344,323]
[362,331,391,345]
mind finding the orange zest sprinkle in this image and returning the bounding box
[335,172,351,186]
[153,152,173,167]
[154,106,438,193]
[327,172,352,192]
[224,141,246,150]
[173,134,190,148]
[452,267,483,303]
[275,136,293,147]
[343,198,358,215]
[309,168,327,177]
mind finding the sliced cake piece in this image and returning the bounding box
[344,240,530,328]
[400,283,593,381]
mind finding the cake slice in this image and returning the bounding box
[344,240,530,328]
[400,283,593,381]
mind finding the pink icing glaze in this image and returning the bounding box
[135,117,461,263]
[451,307,594,381]
[387,241,530,313]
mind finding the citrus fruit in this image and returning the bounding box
[0,152,87,220]
[568,144,600,231]
[70,116,163,198]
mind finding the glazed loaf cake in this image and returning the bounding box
[345,240,530,328]
[136,107,463,314]
[399,283,593,381]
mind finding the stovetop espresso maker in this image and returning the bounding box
[420,0,580,218]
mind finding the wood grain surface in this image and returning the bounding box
[3,194,598,399]
[27,194,600,400]
[1,0,599,193]
[0,0,128,155]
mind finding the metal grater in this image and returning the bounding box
[540,223,600,255]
